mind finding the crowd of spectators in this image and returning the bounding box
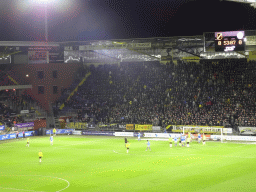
[0,88,43,134]
[57,59,256,129]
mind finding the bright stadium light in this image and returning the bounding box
[28,0,58,41]
[237,32,244,39]
[16,0,73,41]
[30,0,57,4]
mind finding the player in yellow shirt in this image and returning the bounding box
[203,133,206,146]
[169,136,173,148]
[38,150,43,163]
[188,132,191,139]
[26,138,30,147]
[53,128,56,136]
[126,141,130,153]
[186,137,191,147]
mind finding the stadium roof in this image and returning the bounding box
[225,0,256,8]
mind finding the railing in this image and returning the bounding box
[0,85,32,91]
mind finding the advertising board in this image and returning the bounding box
[0,131,35,141]
[82,131,114,136]
[115,132,134,137]
[0,125,5,131]
[46,129,74,135]
[15,122,34,129]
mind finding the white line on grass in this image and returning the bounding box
[0,175,70,192]
[0,187,44,192]
[112,150,256,159]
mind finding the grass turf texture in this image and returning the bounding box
[0,136,256,192]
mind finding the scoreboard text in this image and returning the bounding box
[215,31,245,52]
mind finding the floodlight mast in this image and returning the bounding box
[30,0,54,41]
[44,4,48,42]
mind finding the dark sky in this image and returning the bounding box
[0,0,255,42]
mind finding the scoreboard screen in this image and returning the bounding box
[215,31,245,52]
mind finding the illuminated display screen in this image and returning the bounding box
[215,31,245,52]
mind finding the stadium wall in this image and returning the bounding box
[9,63,82,111]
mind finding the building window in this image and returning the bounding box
[53,86,58,94]
[37,71,44,79]
[53,70,57,78]
[38,86,44,94]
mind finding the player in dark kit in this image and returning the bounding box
[124,137,127,147]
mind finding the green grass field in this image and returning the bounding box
[0,135,256,192]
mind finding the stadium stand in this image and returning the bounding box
[55,59,256,131]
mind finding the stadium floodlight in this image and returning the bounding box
[28,0,58,41]
[30,0,56,4]
[237,32,244,39]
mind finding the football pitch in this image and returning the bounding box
[0,136,256,192]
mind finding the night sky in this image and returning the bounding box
[0,0,255,42]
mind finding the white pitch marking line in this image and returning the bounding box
[0,187,44,192]
[112,150,256,159]
[0,175,70,192]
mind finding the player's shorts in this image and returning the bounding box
[179,141,181,143]
[39,157,42,159]
[27,142,29,144]
[203,140,205,142]
[187,142,189,144]
[127,148,129,149]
